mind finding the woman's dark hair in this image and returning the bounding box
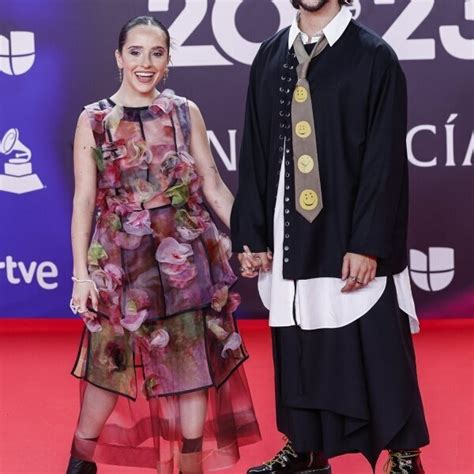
[118,16,170,53]
[290,0,352,7]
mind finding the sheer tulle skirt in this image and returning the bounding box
[71,314,261,473]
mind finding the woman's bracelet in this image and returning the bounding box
[72,276,98,293]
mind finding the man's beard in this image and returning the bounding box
[295,0,330,13]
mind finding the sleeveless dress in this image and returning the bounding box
[70,89,261,473]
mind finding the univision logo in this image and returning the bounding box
[409,247,455,292]
[0,31,35,75]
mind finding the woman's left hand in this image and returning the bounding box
[238,246,272,278]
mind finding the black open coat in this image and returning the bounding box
[231,20,410,280]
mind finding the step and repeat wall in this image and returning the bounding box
[0,0,472,318]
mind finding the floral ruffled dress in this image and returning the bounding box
[71,89,260,473]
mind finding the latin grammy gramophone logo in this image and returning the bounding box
[0,128,44,194]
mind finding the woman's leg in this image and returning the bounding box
[68,383,118,473]
[179,389,208,440]
[178,390,208,473]
[76,383,118,439]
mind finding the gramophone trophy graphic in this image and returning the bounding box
[0,128,43,194]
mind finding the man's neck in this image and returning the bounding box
[298,2,341,39]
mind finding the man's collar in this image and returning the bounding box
[288,5,352,50]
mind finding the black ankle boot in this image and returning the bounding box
[247,440,331,473]
[66,456,97,474]
[384,449,424,474]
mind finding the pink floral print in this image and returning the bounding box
[78,89,244,397]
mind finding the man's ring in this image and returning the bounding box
[349,275,357,280]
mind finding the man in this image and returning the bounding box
[230,0,430,473]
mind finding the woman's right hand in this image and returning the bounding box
[71,280,99,322]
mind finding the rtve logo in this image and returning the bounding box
[0,31,35,75]
[0,256,58,290]
[409,247,455,292]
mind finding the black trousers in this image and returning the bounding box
[272,277,429,468]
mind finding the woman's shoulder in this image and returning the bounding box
[83,98,113,113]
[81,99,114,127]
[161,90,201,115]
[77,99,114,137]
[155,88,188,110]
[156,89,194,144]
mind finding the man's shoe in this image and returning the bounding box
[384,449,425,474]
[247,440,331,473]
[66,456,97,474]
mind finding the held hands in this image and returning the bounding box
[341,252,377,292]
[238,245,273,278]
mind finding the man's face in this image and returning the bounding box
[294,0,330,12]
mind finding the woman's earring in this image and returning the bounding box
[163,68,169,84]
[118,68,123,82]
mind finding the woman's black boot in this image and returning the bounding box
[66,456,97,474]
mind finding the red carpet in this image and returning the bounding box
[0,319,472,473]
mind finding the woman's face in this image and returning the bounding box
[116,24,169,95]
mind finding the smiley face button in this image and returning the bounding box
[295,121,312,138]
[294,86,308,103]
[299,189,319,211]
[297,154,314,174]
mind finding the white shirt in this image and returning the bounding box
[258,7,420,334]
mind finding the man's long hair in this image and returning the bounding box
[290,0,353,7]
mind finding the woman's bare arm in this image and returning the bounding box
[188,100,234,229]
[71,111,99,312]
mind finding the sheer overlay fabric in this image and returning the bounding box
[70,90,260,472]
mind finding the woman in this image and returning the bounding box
[68,16,260,474]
